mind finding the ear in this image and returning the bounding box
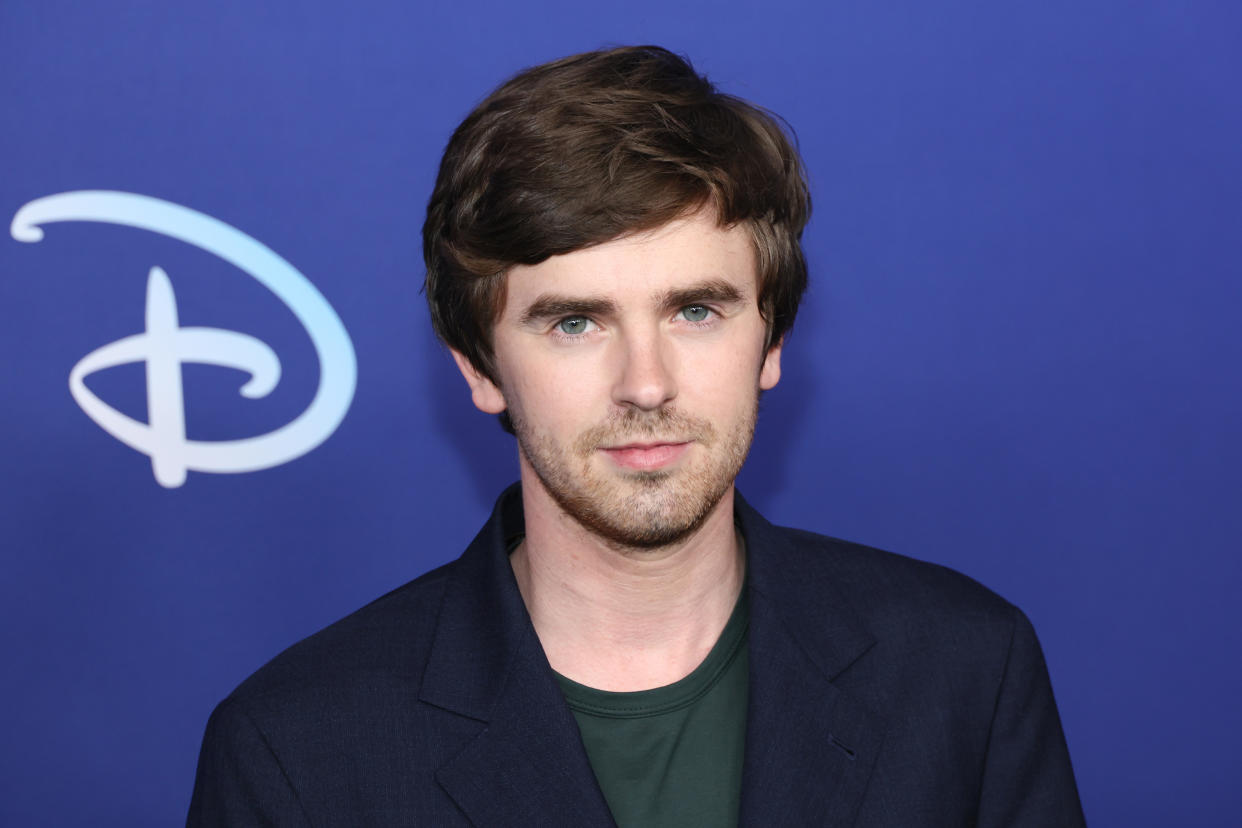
[759,337,783,391]
[450,349,507,414]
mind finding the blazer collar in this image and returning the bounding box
[735,493,886,826]
[419,483,530,722]
[420,484,617,825]
[421,486,885,827]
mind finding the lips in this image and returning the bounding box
[599,441,691,471]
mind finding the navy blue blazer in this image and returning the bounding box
[188,487,1085,826]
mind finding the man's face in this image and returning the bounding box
[453,208,782,548]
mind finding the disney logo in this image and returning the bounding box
[10,191,357,487]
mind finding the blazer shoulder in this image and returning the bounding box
[772,524,1021,635]
[755,523,1048,729]
[190,559,490,825]
[224,558,457,709]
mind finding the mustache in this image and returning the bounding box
[576,408,716,452]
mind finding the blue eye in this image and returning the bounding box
[680,305,711,322]
[556,316,592,335]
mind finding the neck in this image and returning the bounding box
[511,471,745,692]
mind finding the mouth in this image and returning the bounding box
[599,441,691,471]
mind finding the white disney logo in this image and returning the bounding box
[10,191,357,488]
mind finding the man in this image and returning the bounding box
[189,46,1085,826]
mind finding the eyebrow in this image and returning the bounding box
[518,279,747,326]
[654,279,745,313]
[519,296,618,326]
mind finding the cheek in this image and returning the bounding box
[502,359,595,433]
[681,336,766,397]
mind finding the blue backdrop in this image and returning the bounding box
[3,1,1239,825]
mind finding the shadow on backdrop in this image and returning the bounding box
[425,333,521,513]
[737,325,819,516]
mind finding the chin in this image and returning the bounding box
[553,471,732,550]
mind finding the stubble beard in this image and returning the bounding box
[511,400,759,550]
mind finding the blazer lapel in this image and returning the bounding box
[737,495,887,827]
[420,486,616,827]
[433,640,617,827]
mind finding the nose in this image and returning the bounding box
[611,327,677,411]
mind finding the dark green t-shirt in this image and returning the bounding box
[554,588,749,828]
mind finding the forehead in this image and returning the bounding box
[501,211,757,309]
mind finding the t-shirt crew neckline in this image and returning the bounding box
[553,577,749,719]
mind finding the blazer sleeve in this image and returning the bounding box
[975,607,1087,827]
[187,698,312,827]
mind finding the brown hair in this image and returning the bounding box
[423,45,811,385]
